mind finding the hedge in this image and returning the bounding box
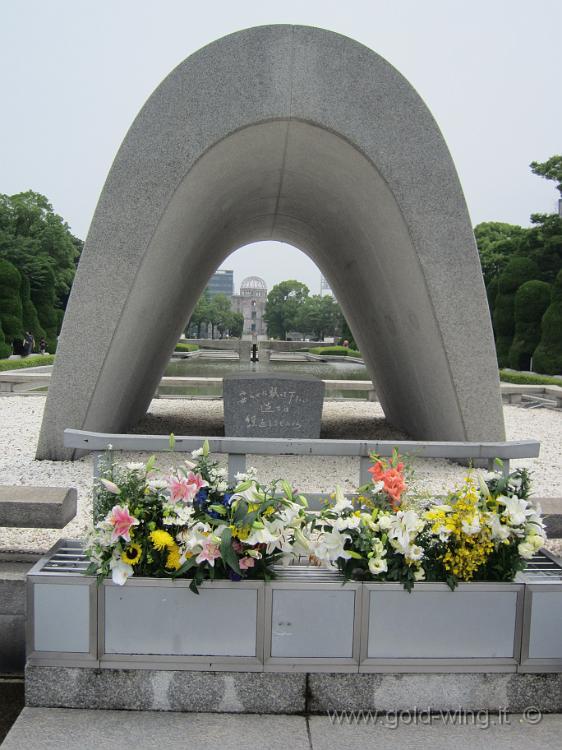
[493,257,539,367]
[0,354,55,371]
[508,280,552,370]
[499,370,561,386]
[0,258,24,342]
[309,345,363,358]
[20,274,46,346]
[175,342,199,352]
[0,321,11,359]
[532,269,562,375]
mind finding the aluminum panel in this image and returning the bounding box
[104,585,257,656]
[528,591,562,659]
[33,582,90,653]
[367,588,518,658]
[271,589,355,658]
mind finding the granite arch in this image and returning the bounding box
[37,25,504,459]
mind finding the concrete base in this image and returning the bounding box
[25,666,562,714]
[0,558,38,674]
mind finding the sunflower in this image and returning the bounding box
[121,543,142,565]
[149,529,175,550]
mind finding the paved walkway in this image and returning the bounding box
[3,709,562,750]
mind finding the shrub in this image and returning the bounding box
[532,269,562,375]
[20,274,45,346]
[175,342,199,352]
[508,280,552,370]
[0,258,24,342]
[0,354,55,371]
[499,370,561,386]
[309,345,362,358]
[30,265,59,353]
[493,258,539,367]
[0,321,11,359]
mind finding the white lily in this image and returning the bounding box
[110,558,133,586]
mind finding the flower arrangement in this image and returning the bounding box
[84,443,546,593]
[310,454,546,590]
[85,440,310,592]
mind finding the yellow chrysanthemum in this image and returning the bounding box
[165,543,182,570]
[149,529,175,551]
[121,543,142,565]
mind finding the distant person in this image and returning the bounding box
[343,339,349,349]
[39,337,46,355]
[23,331,34,357]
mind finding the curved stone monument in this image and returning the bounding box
[37,25,504,459]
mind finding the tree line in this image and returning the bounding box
[263,280,344,341]
[476,156,562,374]
[0,191,82,357]
[185,292,244,339]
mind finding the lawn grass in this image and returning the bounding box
[0,354,55,371]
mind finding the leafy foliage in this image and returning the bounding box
[264,280,310,340]
[532,269,562,375]
[0,258,23,342]
[493,258,540,366]
[508,280,552,370]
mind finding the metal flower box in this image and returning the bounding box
[27,540,562,673]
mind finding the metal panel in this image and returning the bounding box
[103,581,258,657]
[271,589,355,658]
[264,577,362,672]
[360,582,524,671]
[519,583,562,671]
[33,582,90,652]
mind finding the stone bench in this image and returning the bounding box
[0,486,77,528]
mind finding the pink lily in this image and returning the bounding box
[186,472,208,492]
[108,505,139,542]
[195,542,221,566]
[169,476,196,503]
[239,556,255,570]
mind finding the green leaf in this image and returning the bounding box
[145,455,156,474]
[219,527,241,574]
[208,504,227,516]
[170,556,197,578]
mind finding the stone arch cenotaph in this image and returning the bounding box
[37,25,504,460]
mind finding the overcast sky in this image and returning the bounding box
[1,0,560,294]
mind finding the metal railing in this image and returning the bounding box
[64,428,540,488]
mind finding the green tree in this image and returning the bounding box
[0,258,24,343]
[0,320,10,359]
[493,257,539,367]
[508,280,552,370]
[533,269,562,375]
[20,274,45,344]
[30,264,59,353]
[474,222,526,288]
[0,191,81,304]
[530,155,562,196]
[264,280,309,340]
[296,294,342,340]
[186,292,211,338]
[226,311,244,338]
[209,294,232,339]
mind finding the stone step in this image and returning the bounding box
[4,703,562,750]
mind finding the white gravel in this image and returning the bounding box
[0,395,561,554]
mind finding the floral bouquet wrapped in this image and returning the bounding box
[85,441,310,592]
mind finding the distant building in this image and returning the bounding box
[320,274,333,296]
[232,276,268,338]
[206,269,234,298]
